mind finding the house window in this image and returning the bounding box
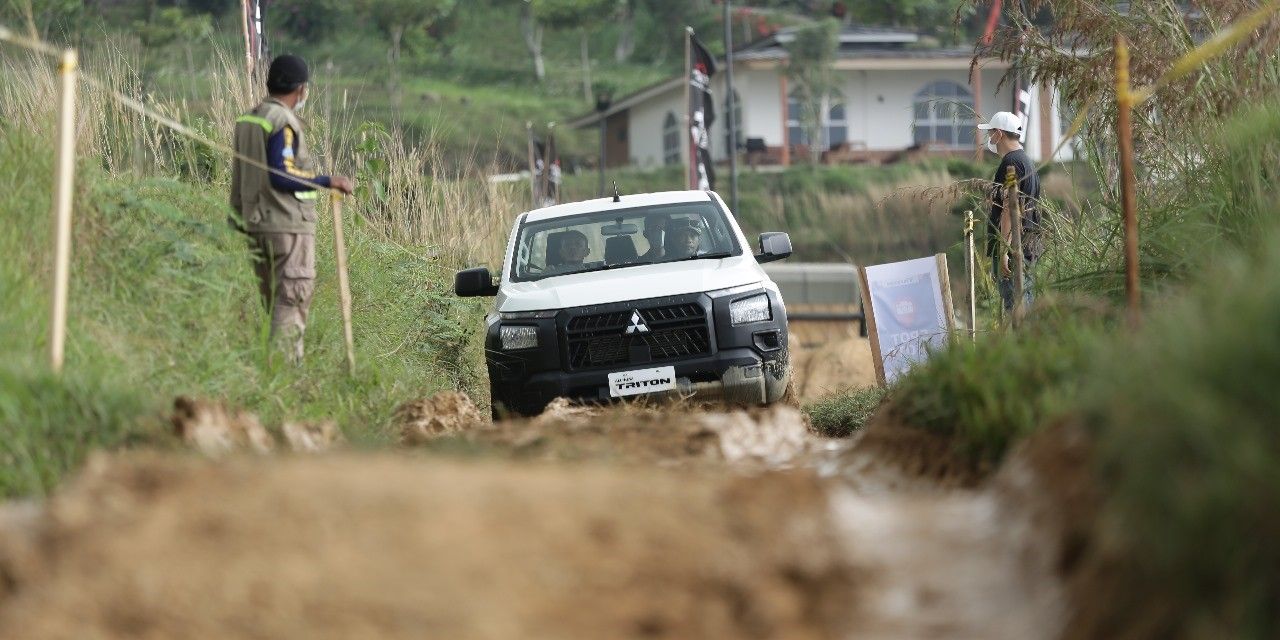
[827,101,847,147]
[913,81,975,148]
[724,89,743,152]
[662,111,680,165]
[787,91,806,146]
[788,90,846,150]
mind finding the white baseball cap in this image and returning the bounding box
[978,111,1024,135]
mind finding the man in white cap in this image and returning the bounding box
[978,111,1041,314]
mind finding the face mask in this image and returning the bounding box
[295,87,309,112]
[986,133,998,154]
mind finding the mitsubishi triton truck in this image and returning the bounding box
[454,190,793,418]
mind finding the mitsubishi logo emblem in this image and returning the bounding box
[624,310,650,334]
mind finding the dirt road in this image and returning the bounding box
[0,400,1065,639]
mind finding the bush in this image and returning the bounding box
[803,386,887,438]
[1075,229,1280,639]
[890,303,1106,464]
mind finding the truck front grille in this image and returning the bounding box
[564,302,711,370]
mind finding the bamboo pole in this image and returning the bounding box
[331,193,356,375]
[1004,165,1024,328]
[1116,35,1141,327]
[964,210,976,342]
[49,48,78,374]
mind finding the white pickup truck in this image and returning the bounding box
[455,190,793,418]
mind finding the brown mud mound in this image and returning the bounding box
[423,404,825,468]
[840,411,990,490]
[0,454,855,640]
[281,420,345,453]
[171,396,273,456]
[394,391,486,444]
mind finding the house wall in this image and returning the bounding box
[627,92,681,168]
[619,62,1068,165]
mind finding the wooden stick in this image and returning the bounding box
[857,265,886,387]
[49,49,77,374]
[936,253,957,335]
[332,194,356,375]
[1116,34,1141,327]
[964,211,977,342]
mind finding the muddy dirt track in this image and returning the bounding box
[0,332,1067,639]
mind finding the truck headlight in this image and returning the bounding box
[499,325,538,350]
[730,294,771,325]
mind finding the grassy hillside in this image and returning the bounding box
[0,121,488,498]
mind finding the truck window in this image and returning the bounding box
[510,201,742,282]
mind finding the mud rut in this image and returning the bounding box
[0,333,1065,639]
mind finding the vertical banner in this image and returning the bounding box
[241,0,266,76]
[858,255,956,386]
[687,33,716,191]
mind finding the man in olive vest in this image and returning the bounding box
[230,54,354,365]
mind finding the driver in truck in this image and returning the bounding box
[667,221,703,259]
[549,230,591,273]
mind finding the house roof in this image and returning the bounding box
[567,24,996,129]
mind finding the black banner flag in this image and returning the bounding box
[688,34,716,191]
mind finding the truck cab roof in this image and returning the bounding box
[522,190,717,224]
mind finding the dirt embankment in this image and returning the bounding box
[0,453,854,640]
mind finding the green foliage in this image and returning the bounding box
[1078,228,1280,639]
[360,0,456,37]
[530,0,617,30]
[804,386,887,438]
[134,7,214,49]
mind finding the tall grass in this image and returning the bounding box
[0,37,516,497]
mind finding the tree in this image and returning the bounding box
[784,18,838,164]
[522,0,615,95]
[357,0,456,129]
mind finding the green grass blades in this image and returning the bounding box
[803,386,888,438]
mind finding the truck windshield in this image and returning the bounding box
[510,201,742,282]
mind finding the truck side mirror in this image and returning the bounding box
[755,232,792,263]
[454,267,499,297]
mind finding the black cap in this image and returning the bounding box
[267,54,309,94]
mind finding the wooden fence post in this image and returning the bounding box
[49,48,78,374]
[332,193,356,375]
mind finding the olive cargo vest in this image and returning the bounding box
[230,98,321,235]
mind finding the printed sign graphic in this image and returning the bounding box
[859,256,955,385]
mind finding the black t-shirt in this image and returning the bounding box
[987,149,1042,261]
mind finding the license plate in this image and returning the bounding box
[607,366,677,398]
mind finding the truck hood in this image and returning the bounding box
[498,256,764,312]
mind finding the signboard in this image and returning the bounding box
[858,255,956,385]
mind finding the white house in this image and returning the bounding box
[567,26,1075,168]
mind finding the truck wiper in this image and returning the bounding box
[665,251,734,264]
